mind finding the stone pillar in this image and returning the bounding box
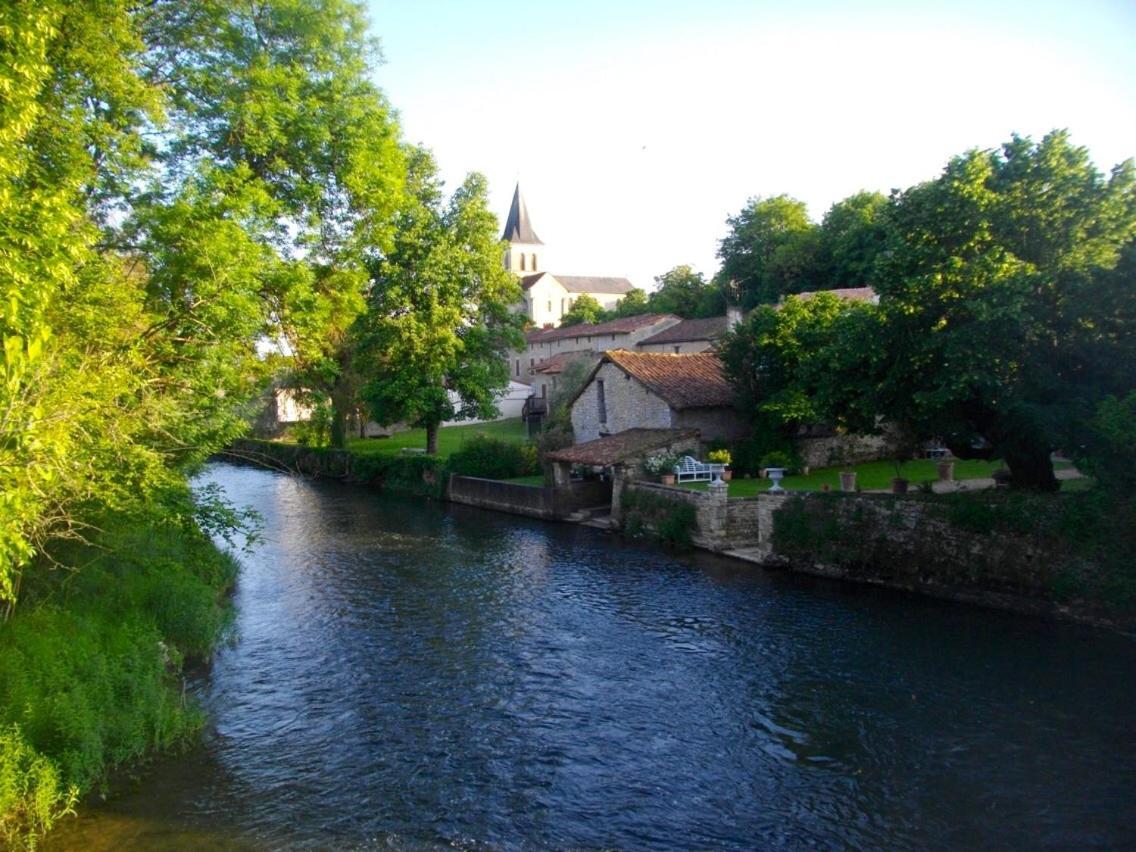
[700,479,729,550]
[611,464,626,524]
[552,460,572,487]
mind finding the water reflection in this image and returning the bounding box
[47,464,1136,850]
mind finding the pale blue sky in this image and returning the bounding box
[366,0,1136,289]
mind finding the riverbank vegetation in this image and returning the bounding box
[0,0,424,843]
[0,498,244,846]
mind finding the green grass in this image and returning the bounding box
[680,458,1014,496]
[344,418,527,460]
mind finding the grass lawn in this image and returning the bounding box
[680,458,1011,496]
[344,418,527,460]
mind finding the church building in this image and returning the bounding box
[502,184,636,327]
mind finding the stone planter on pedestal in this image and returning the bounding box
[937,461,955,482]
[766,467,787,493]
[839,471,857,492]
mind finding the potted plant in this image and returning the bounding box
[643,452,679,485]
[708,449,732,481]
[936,457,955,482]
[890,429,917,494]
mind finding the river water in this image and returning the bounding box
[47,463,1136,849]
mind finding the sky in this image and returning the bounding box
[366,0,1136,290]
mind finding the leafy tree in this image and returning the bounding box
[865,131,1136,490]
[718,196,823,308]
[817,191,891,288]
[646,265,726,318]
[355,150,525,455]
[613,287,650,317]
[560,293,606,327]
[139,0,406,449]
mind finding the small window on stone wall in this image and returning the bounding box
[597,379,607,424]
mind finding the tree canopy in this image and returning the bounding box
[354,150,525,454]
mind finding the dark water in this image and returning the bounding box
[48,463,1136,850]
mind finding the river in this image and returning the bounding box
[47,463,1136,849]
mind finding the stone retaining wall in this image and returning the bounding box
[447,476,612,520]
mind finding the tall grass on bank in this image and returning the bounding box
[0,516,241,847]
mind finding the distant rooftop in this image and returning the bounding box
[638,315,730,346]
[545,428,698,466]
[501,183,542,245]
[525,313,678,345]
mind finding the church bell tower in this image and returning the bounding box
[502,183,543,275]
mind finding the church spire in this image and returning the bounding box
[501,183,543,245]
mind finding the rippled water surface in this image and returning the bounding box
[48,463,1136,849]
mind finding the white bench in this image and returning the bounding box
[674,455,726,482]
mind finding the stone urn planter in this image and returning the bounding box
[891,477,909,494]
[937,460,955,482]
[722,468,733,482]
[766,467,787,493]
[839,471,857,492]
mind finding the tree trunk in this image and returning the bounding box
[329,383,350,450]
[426,421,439,455]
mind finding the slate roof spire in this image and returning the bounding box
[501,183,543,245]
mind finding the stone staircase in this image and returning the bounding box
[565,505,614,529]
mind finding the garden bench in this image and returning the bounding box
[674,455,725,482]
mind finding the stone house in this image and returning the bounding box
[568,350,747,445]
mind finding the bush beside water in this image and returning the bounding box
[0,516,240,847]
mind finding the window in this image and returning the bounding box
[515,359,520,376]
[520,253,526,271]
[530,358,534,368]
[597,379,607,424]
[532,255,538,271]
[673,345,681,354]
[541,383,547,398]
[560,298,565,314]
[547,300,552,313]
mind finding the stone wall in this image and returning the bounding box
[796,432,894,470]
[675,407,750,444]
[571,362,674,442]
[447,476,612,520]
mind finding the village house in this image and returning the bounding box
[567,350,747,445]
[502,184,637,327]
[517,313,682,399]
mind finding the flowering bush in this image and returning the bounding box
[643,452,680,476]
[707,449,732,466]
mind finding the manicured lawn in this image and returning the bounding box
[680,458,1010,496]
[344,418,527,459]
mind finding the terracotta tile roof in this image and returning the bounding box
[604,350,734,410]
[637,315,730,346]
[525,313,679,345]
[532,350,595,375]
[793,286,877,303]
[545,428,698,466]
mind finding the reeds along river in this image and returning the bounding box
[47,463,1136,850]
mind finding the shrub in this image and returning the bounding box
[759,450,793,471]
[446,435,539,480]
[707,449,732,466]
[642,452,680,477]
[621,488,698,547]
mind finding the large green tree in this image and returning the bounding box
[355,150,525,454]
[647,265,726,318]
[138,0,406,448]
[717,195,823,308]
[817,191,891,289]
[863,131,1136,490]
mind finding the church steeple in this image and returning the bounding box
[502,183,542,245]
[502,182,544,274]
